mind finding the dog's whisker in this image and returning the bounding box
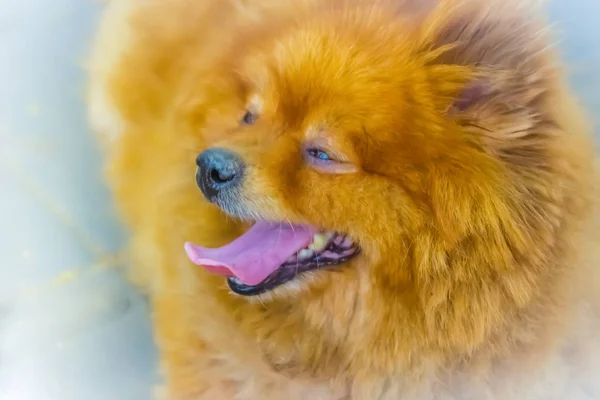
[286,219,296,238]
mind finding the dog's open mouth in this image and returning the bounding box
[184,221,360,296]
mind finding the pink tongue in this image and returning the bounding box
[184,222,316,286]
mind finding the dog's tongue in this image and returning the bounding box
[184,222,316,286]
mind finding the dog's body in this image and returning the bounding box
[88,0,600,399]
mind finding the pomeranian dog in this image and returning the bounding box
[87,0,600,398]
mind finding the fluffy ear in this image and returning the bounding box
[422,0,550,68]
[415,0,565,245]
[420,0,555,135]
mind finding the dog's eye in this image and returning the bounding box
[241,111,257,125]
[306,148,333,163]
[304,146,357,174]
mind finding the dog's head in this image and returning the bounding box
[179,0,592,379]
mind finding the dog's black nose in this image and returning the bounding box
[196,148,244,202]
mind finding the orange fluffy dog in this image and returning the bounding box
[87,0,600,398]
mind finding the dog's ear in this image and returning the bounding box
[421,0,550,69]
[420,0,552,108]
[415,1,565,245]
[420,0,559,162]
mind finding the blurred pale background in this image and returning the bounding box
[0,0,598,399]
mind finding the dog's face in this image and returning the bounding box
[177,1,581,377]
[186,7,482,296]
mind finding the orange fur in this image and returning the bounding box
[88,0,600,399]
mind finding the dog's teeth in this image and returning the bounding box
[298,249,314,260]
[308,233,328,251]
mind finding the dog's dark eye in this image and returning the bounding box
[241,111,257,125]
[306,148,333,162]
[304,145,357,174]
